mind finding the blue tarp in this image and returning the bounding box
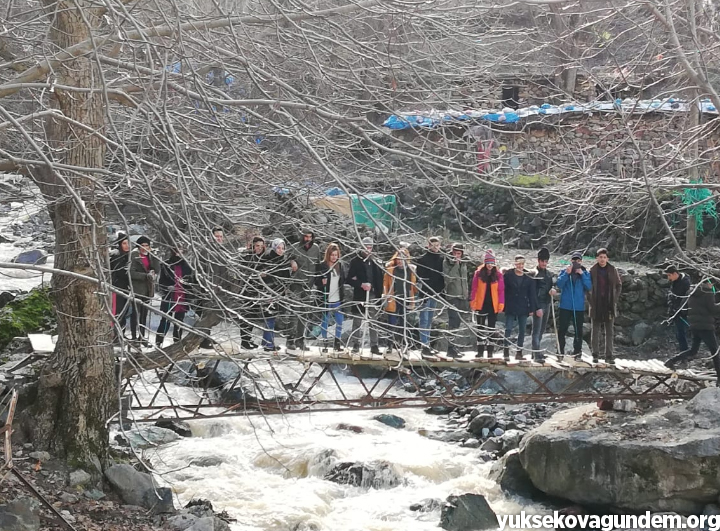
[382,98,719,131]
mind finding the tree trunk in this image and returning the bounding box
[30,0,114,471]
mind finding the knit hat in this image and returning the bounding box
[484,250,496,265]
[537,247,550,261]
[136,236,150,246]
[114,232,128,246]
[362,237,374,246]
[570,251,582,261]
[270,238,285,253]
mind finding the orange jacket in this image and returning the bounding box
[470,265,505,313]
[383,258,417,313]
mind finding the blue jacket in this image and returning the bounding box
[557,268,591,311]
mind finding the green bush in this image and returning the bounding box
[508,174,556,188]
[0,287,56,352]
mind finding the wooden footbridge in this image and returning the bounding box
[118,345,714,422]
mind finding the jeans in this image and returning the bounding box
[321,301,344,340]
[531,303,550,353]
[558,309,584,354]
[591,320,614,359]
[505,313,528,349]
[674,315,690,351]
[262,317,276,349]
[418,297,439,346]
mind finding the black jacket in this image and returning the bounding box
[315,261,346,301]
[416,251,445,298]
[687,284,720,331]
[110,250,130,290]
[503,269,539,315]
[346,253,384,302]
[530,267,554,305]
[261,250,294,295]
[158,253,194,301]
[668,273,691,317]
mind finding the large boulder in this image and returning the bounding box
[439,493,497,531]
[519,388,720,513]
[105,464,175,513]
[488,449,540,499]
[324,461,403,489]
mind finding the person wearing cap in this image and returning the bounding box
[346,237,384,355]
[665,265,691,352]
[556,252,591,357]
[470,250,505,358]
[503,255,539,360]
[110,233,132,340]
[128,235,160,345]
[444,242,469,358]
[288,228,321,351]
[529,248,556,362]
[589,248,622,364]
[416,236,445,357]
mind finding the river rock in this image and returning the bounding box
[519,388,720,512]
[439,493,497,531]
[185,517,230,531]
[631,322,653,346]
[155,418,192,437]
[12,250,47,265]
[69,469,92,487]
[461,438,480,449]
[166,513,198,531]
[480,437,502,453]
[410,498,442,512]
[190,455,225,467]
[324,461,403,489]
[0,292,15,310]
[500,429,524,454]
[488,449,539,499]
[0,497,40,531]
[124,425,181,448]
[105,464,175,514]
[467,414,496,436]
[425,405,455,415]
[373,414,406,429]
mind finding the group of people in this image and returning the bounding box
[109,227,720,376]
[109,227,635,364]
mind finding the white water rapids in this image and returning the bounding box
[127,350,550,531]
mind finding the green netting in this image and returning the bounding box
[351,194,396,231]
[678,179,718,234]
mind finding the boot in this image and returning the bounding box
[592,353,599,363]
[515,349,524,361]
[295,338,306,352]
[475,342,484,358]
[155,335,164,348]
[487,344,495,358]
[322,340,329,354]
[351,343,360,354]
[665,356,681,370]
[370,345,380,356]
[334,338,343,352]
[503,347,510,360]
[422,346,433,359]
[241,339,259,350]
[604,355,615,365]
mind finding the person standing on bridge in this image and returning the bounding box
[530,247,556,363]
[470,250,504,358]
[503,255,539,360]
[259,238,295,352]
[383,248,418,357]
[556,252,591,358]
[346,237,384,355]
[155,246,193,347]
[288,229,321,351]
[589,248,622,364]
[316,242,346,354]
[665,279,720,383]
[129,235,160,346]
[444,243,469,358]
[416,236,445,357]
[665,265,691,352]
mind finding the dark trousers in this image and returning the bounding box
[155,293,187,345]
[130,297,150,339]
[388,302,408,348]
[113,293,131,339]
[476,312,498,355]
[676,329,719,363]
[558,309,584,355]
[446,297,467,353]
[674,316,690,352]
